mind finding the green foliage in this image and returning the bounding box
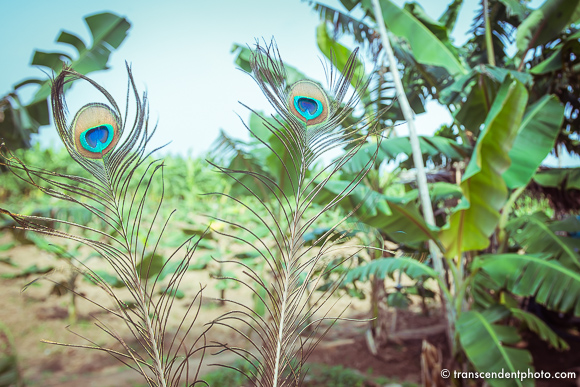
[0,12,130,150]
[440,75,528,257]
[0,322,22,387]
[474,253,580,315]
[136,253,165,280]
[202,360,254,386]
[231,44,308,85]
[533,168,580,191]
[201,362,406,387]
[360,0,465,75]
[1,145,221,225]
[457,306,534,387]
[315,179,439,244]
[343,256,436,284]
[343,136,467,173]
[507,213,580,269]
[3,2,580,385]
[510,308,569,350]
[529,29,580,75]
[211,110,310,200]
[316,22,367,89]
[516,0,580,52]
[503,95,565,189]
[308,2,580,386]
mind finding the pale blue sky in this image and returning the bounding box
[2,0,575,166]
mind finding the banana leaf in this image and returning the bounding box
[474,253,580,315]
[440,75,528,257]
[507,212,580,269]
[343,256,436,284]
[516,0,580,53]
[361,0,466,75]
[503,95,564,189]
[457,306,533,387]
[0,12,130,150]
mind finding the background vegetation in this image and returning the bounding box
[1,0,580,386]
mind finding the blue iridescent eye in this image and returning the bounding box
[294,96,323,120]
[80,124,114,153]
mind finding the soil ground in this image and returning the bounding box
[0,232,579,387]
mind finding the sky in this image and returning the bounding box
[2,0,577,166]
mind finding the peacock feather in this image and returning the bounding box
[210,41,383,387]
[1,65,209,387]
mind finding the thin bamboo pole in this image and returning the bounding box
[369,0,455,345]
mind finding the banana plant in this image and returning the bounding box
[0,12,130,150]
[306,1,580,386]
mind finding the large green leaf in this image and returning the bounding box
[498,0,529,21]
[403,2,449,42]
[353,182,463,207]
[482,67,533,87]
[440,65,531,107]
[507,213,580,269]
[427,182,464,203]
[361,0,465,75]
[136,253,165,280]
[529,32,580,75]
[215,111,310,201]
[474,253,580,315]
[227,152,273,200]
[317,179,393,219]
[211,130,273,200]
[0,95,46,149]
[439,76,528,257]
[0,12,130,151]
[316,21,366,89]
[439,69,477,105]
[344,256,436,284]
[250,112,309,199]
[438,0,464,32]
[342,135,466,174]
[454,80,492,133]
[457,306,533,387]
[533,168,580,190]
[311,8,424,118]
[29,12,131,106]
[264,125,302,198]
[315,180,437,244]
[248,112,279,143]
[550,214,580,233]
[380,135,467,162]
[516,0,580,53]
[231,43,307,85]
[472,270,503,309]
[453,66,532,135]
[503,95,564,189]
[371,201,438,244]
[510,308,569,350]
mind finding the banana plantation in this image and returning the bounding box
[1,0,579,386]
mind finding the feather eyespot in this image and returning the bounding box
[293,96,323,120]
[72,103,120,159]
[80,124,114,152]
[288,80,329,126]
